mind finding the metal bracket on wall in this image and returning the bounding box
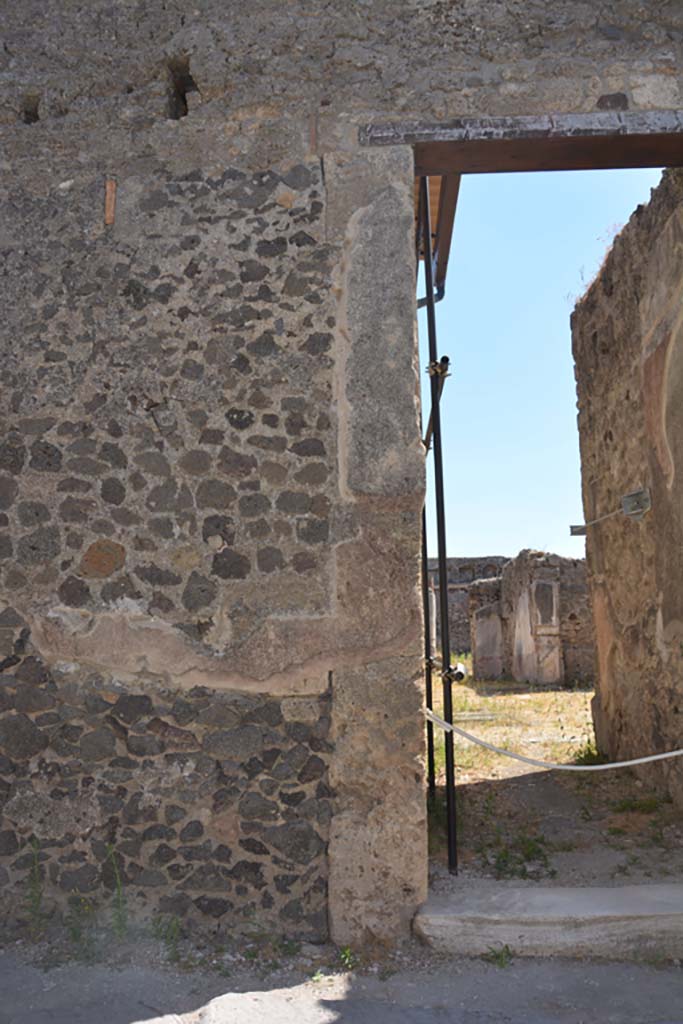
[570,487,651,536]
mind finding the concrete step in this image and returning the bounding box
[414,883,683,960]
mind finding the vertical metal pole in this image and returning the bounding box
[421,511,436,798]
[416,178,436,799]
[420,176,458,874]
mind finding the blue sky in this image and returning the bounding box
[418,167,662,560]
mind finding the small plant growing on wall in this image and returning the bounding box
[25,837,45,940]
[105,844,127,940]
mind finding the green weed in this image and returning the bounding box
[612,796,663,814]
[493,833,550,879]
[153,914,182,962]
[105,844,127,939]
[339,945,356,971]
[482,944,513,968]
[66,895,96,954]
[278,938,301,957]
[25,838,45,939]
[573,739,607,766]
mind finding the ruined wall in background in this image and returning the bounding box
[559,558,596,684]
[470,551,594,685]
[573,169,683,801]
[469,577,504,680]
[428,557,508,653]
[1,0,681,942]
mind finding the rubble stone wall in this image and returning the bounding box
[0,636,331,938]
[428,557,508,653]
[572,169,683,801]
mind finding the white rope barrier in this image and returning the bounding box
[424,708,683,772]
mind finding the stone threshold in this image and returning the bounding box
[414,882,683,960]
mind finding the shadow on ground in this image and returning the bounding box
[429,763,683,890]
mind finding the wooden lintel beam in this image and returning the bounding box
[433,173,460,294]
[415,133,683,176]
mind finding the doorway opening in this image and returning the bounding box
[390,111,683,885]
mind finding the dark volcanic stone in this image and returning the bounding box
[263,820,325,865]
[100,442,128,469]
[203,725,262,761]
[229,860,266,888]
[165,803,187,824]
[17,526,60,565]
[127,733,164,757]
[178,450,212,475]
[15,657,49,685]
[0,437,26,475]
[17,501,50,527]
[239,791,279,820]
[101,478,126,505]
[239,837,269,856]
[134,563,182,587]
[58,575,91,607]
[238,493,271,518]
[298,755,326,783]
[59,496,96,523]
[142,824,176,842]
[123,792,158,825]
[59,863,99,892]
[290,439,326,457]
[257,546,285,573]
[0,475,18,510]
[136,868,166,887]
[29,440,62,472]
[179,820,204,842]
[0,714,48,759]
[196,479,236,509]
[0,830,19,856]
[194,895,232,918]
[151,843,177,866]
[112,694,153,725]
[79,727,116,761]
[14,683,56,713]
[296,518,329,544]
[202,515,235,544]
[101,575,141,603]
[179,864,229,890]
[217,446,256,478]
[211,549,250,580]
[181,571,217,612]
[226,408,255,430]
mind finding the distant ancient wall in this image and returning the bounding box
[469,577,504,679]
[470,551,595,685]
[572,169,683,800]
[428,557,508,653]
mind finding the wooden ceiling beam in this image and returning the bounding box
[414,133,683,176]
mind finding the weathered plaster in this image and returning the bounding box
[573,169,683,801]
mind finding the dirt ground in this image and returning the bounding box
[428,673,683,889]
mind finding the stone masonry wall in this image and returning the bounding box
[428,557,508,653]
[559,558,596,684]
[0,634,331,938]
[1,0,682,943]
[572,169,683,801]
